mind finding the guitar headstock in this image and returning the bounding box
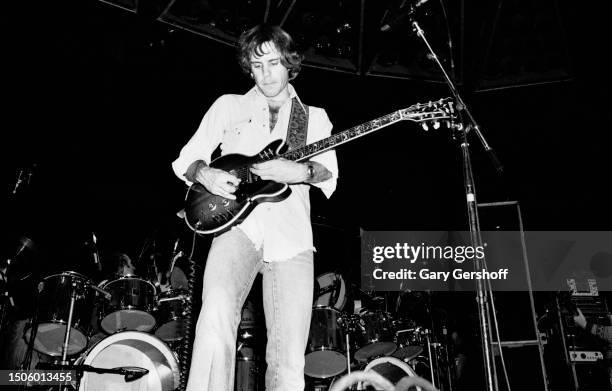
[400,98,457,131]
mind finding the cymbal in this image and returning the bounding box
[15,236,36,255]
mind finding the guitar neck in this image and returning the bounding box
[280,110,405,162]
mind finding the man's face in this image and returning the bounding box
[249,41,290,100]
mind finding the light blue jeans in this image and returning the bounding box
[186,228,313,391]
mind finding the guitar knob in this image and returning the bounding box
[222,199,230,207]
[433,121,440,129]
[208,203,217,211]
[421,123,429,131]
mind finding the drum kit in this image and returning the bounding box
[305,272,453,391]
[4,248,194,391]
[2,233,451,391]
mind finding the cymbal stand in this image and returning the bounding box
[410,18,505,391]
[423,329,436,390]
[441,322,455,391]
[341,314,359,376]
[60,283,78,364]
[346,332,351,376]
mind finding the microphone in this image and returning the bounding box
[117,367,149,383]
[12,169,24,195]
[92,232,102,272]
[380,0,431,32]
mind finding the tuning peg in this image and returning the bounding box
[433,121,440,130]
[421,123,429,131]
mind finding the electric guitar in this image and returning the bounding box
[184,98,456,234]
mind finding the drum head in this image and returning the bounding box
[79,331,180,391]
[314,272,347,311]
[155,319,186,342]
[354,342,397,363]
[101,309,157,334]
[305,350,347,379]
[391,346,424,362]
[24,323,88,357]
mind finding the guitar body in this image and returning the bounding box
[184,140,291,235]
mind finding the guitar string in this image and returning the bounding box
[232,102,449,180]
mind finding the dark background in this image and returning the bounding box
[1,1,610,389]
[2,0,610,267]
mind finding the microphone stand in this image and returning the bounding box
[37,362,150,383]
[410,20,503,391]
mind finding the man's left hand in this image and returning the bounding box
[250,158,308,184]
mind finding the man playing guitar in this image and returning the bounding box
[172,24,338,390]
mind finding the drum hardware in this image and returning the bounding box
[239,329,256,340]
[337,313,364,380]
[423,329,436,390]
[60,285,78,364]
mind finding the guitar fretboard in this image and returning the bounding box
[281,110,404,162]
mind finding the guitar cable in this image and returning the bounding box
[177,230,199,391]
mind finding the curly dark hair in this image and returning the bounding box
[237,24,304,80]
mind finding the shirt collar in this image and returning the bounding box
[248,83,302,107]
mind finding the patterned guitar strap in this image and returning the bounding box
[285,97,309,151]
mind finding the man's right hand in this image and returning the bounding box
[195,165,241,200]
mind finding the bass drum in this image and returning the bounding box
[359,356,421,391]
[78,331,180,391]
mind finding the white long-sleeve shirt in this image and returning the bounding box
[172,84,339,262]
